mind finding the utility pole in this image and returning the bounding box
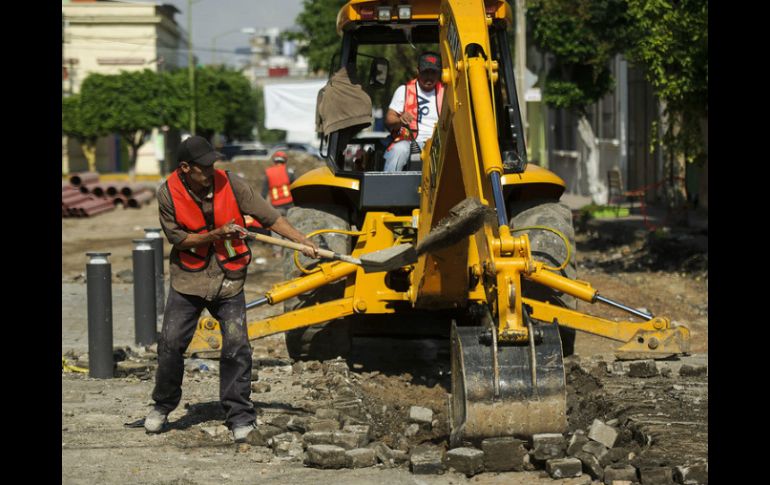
[515,0,527,139]
[187,0,196,135]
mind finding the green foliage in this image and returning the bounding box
[290,0,347,73]
[625,0,707,162]
[62,94,102,142]
[168,66,257,142]
[528,0,634,114]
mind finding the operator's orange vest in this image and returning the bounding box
[388,78,445,149]
[166,169,251,278]
[265,164,293,206]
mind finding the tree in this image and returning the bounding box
[168,66,257,142]
[625,0,707,213]
[62,94,104,172]
[291,0,347,73]
[528,0,634,204]
[80,70,176,180]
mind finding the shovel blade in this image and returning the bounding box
[359,243,418,273]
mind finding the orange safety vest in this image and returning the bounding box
[265,164,293,206]
[166,169,252,278]
[388,78,445,150]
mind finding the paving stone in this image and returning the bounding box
[302,431,334,447]
[532,433,566,461]
[286,416,310,433]
[265,414,291,431]
[306,444,347,469]
[334,399,366,419]
[446,447,484,477]
[244,424,283,446]
[408,406,433,425]
[678,364,707,377]
[574,451,604,480]
[611,361,627,375]
[410,444,445,474]
[568,431,590,456]
[342,424,372,446]
[306,419,341,432]
[269,432,302,457]
[640,466,675,485]
[546,457,583,479]
[332,431,362,450]
[404,423,420,437]
[588,420,619,448]
[603,464,638,484]
[115,360,152,377]
[315,408,342,422]
[582,440,609,464]
[673,464,707,484]
[628,360,658,378]
[481,436,528,472]
[345,448,377,468]
[605,447,631,464]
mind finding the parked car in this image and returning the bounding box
[220,142,269,161]
[270,142,322,160]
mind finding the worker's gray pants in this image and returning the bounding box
[151,287,256,429]
[384,140,423,172]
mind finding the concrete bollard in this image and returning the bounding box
[86,252,114,378]
[132,239,157,346]
[143,228,165,320]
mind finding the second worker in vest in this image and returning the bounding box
[144,136,319,443]
[383,52,445,172]
[261,150,296,256]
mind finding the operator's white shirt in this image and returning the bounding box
[388,83,439,146]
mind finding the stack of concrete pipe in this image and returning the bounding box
[62,172,155,217]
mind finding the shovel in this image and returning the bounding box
[232,224,416,273]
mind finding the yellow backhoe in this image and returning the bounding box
[187,0,689,444]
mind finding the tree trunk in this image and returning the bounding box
[81,139,98,173]
[126,131,146,182]
[660,109,688,225]
[576,115,606,205]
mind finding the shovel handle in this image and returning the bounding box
[245,231,360,265]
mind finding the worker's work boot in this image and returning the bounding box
[232,423,256,443]
[144,407,168,434]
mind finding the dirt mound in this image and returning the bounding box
[215,152,326,191]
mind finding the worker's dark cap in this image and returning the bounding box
[418,52,441,72]
[177,135,224,167]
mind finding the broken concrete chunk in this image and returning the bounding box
[568,431,590,457]
[243,424,284,446]
[331,431,361,450]
[250,382,271,393]
[588,419,619,448]
[269,432,302,457]
[603,464,638,484]
[404,423,420,437]
[640,466,675,485]
[532,433,566,461]
[446,447,484,477]
[408,406,433,425]
[605,447,630,465]
[628,360,659,378]
[345,448,377,468]
[582,440,609,461]
[302,431,334,447]
[678,364,707,377]
[481,436,528,472]
[342,424,372,445]
[265,414,291,431]
[546,457,583,479]
[306,419,341,432]
[673,464,707,484]
[315,408,342,422]
[574,451,604,480]
[323,358,349,376]
[410,444,446,474]
[306,444,347,469]
[201,424,228,438]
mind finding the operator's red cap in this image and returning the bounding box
[272,151,288,163]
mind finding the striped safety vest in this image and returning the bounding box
[388,78,445,150]
[265,164,293,206]
[166,169,252,278]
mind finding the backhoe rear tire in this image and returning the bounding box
[282,204,353,361]
[508,199,577,356]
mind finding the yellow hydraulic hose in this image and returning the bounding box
[293,228,366,274]
[511,225,571,272]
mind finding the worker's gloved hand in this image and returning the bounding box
[212,219,241,240]
[298,237,320,259]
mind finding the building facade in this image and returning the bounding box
[62,0,187,176]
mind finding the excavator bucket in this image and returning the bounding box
[450,322,567,445]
